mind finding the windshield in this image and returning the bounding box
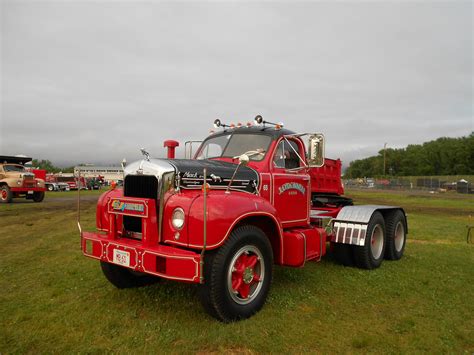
[196,133,272,161]
[3,164,26,172]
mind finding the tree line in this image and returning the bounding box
[344,132,474,178]
[31,159,75,173]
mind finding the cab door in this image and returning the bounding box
[271,138,310,227]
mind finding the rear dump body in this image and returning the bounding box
[309,158,344,195]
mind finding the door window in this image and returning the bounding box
[273,140,301,169]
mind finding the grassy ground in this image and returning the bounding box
[0,189,473,353]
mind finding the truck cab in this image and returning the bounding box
[194,126,315,227]
[80,117,407,322]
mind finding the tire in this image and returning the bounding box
[353,211,386,269]
[100,261,160,289]
[331,242,355,266]
[384,210,407,260]
[47,185,54,191]
[33,191,45,202]
[198,225,273,322]
[0,185,12,203]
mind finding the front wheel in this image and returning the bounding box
[198,225,273,322]
[33,191,45,202]
[0,185,12,203]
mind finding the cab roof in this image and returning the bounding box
[0,155,32,165]
[207,125,296,140]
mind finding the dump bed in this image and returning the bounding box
[309,158,344,195]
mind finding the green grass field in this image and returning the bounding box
[1,189,473,353]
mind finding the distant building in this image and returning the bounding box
[74,166,123,182]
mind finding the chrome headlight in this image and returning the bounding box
[171,208,185,230]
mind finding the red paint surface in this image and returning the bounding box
[88,130,348,280]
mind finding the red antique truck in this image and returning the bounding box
[79,116,407,322]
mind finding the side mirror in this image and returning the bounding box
[307,134,325,167]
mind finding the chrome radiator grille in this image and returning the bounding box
[123,175,159,233]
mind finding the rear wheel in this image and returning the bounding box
[0,185,12,203]
[384,210,407,260]
[354,212,386,269]
[100,261,160,288]
[198,225,273,322]
[33,191,45,202]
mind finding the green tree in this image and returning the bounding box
[344,132,474,178]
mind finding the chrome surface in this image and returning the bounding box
[124,159,175,179]
[336,205,398,224]
[332,206,403,246]
[140,148,150,161]
[124,159,175,242]
[307,133,325,167]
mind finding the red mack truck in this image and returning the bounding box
[79,116,407,322]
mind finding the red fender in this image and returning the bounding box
[162,190,283,262]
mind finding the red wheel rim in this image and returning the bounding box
[1,189,7,200]
[227,246,264,305]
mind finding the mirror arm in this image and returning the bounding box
[282,136,308,168]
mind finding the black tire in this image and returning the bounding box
[33,191,45,202]
[331,242,355,266]
[353,212,386,269]
[0,185,12,203]
[384,210,407,260]
[198,225,273,322]
[100,261,160,289]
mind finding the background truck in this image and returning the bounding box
[49,175,87,190]
[0,155,46,203]
[45,174,71,191]
[79,116,407,322]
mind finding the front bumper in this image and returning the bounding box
[82,232,201,283]
[10,187,45,192]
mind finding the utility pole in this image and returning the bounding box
[383,142,387,176]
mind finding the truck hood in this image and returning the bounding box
[170,159,259,193]
[124,158,259,194]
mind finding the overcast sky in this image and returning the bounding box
[1,1,472,168]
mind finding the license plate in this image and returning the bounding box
[27,191,34,195]
[113,249,130,267]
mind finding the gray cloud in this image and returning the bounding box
[1,1,472,168]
